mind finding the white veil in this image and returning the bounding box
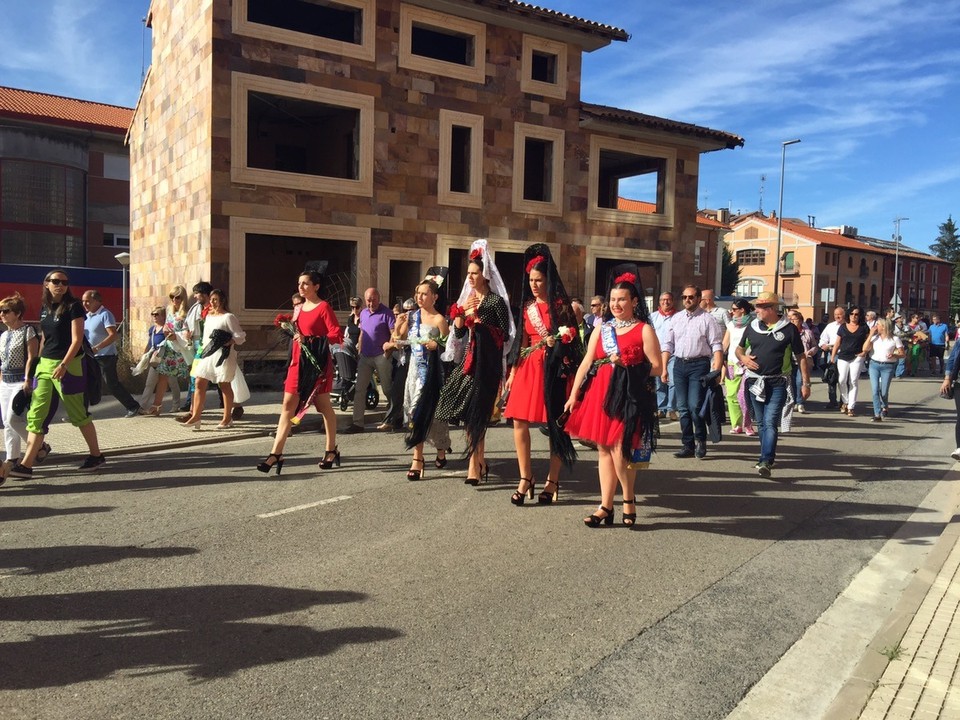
[444,238,517,364]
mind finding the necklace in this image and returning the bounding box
[612,318,638,329]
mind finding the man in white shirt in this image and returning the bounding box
[651,292,677,420]
[819,306,845,409]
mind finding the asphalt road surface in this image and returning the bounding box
[1,377,955,719]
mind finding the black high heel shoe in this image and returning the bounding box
[407,457,425,481]
[584,506,614,527]
[464,462,488,486]
[622,498,637,526]
[257,453,284,475]
[538,479,559,505]
[318,447,341,469]
[510,477,535,505]
[435,448,449,469]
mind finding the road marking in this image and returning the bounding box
[257,495,352,519]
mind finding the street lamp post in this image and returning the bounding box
[773,139,801,296]
[114,252,130,349]
[892,217,908,315]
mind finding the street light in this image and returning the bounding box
[892,217,908,315]
[773,139,801,295]
[114,252,130,349]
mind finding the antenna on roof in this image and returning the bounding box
[141,16,147,85]
[759,174,766,213]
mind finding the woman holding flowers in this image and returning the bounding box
[258,270,343,474]
[436,240,515,486]
[563,267,661,528]
[504,244,582,505]
[382,269,450,480]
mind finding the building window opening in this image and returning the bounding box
[523,137,553,202]
[531,50,557,84]
[597,149,664,211]
[244,233,357,311]
[411,23,474,66]
[450,125,472,194]
[247,92,358,180]
[248,0,362,44]
[736,249,765,266]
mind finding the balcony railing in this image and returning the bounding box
[779,259,801,276]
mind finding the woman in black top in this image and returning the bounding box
[8,269,104,480]
[830,306,869,417]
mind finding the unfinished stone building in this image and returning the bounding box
[129,0,742,359]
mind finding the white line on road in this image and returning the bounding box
[257,495,352,519]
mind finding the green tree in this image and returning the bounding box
[930,215,960,317]
[720,242,740,295]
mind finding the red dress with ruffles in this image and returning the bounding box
[565,322,646,447]
[504,301,550,423]
[283,301,343,395]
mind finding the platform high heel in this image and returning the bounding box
[510,477,535,505]
[318,447,341,469]
[584,505,614,527]
[435,448,449,469]
[257,453,284,475]
[622,498,637,526]
[407,457,425,481]
[538,479,559,505]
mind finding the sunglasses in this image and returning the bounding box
[47,278,69,286]
[152,312,164,316]
[590,303,601,308]
[0,308,14,314]
[681,295,697,300]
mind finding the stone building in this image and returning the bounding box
[726,213,952,320]
[0,86,133,317]
[129,0,742,358]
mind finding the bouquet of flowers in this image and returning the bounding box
[594,340,645,368]
[521,325,577,358]
[275,314,326,425]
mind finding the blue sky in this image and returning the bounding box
[1,0,958,251]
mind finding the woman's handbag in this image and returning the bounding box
[148,349,162,368]
[132,351,152,376]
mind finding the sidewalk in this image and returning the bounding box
[825,499,960,720]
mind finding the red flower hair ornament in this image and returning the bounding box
[525,255,546,275]
[614,272,638,286]
[469,248,483,261]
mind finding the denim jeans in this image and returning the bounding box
[673,356,709,449]
[868,361,895,418]
[745,377,788,464]
[656,355,676,412]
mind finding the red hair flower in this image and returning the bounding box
[469,248,483,261]
[525,255,545,274]
[614,272,638,286]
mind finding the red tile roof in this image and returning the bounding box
[616,197,657,213]
[0,86,133,135]
[581,102,744,151]
[696,211,728,229]
[738,215,947,263]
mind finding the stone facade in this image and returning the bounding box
[130,0,741,355]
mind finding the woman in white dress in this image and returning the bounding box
[181,289,245,430]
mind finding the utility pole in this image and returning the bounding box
[893,217,908,314]
[773,139,801,294]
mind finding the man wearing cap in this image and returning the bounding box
[818,306,845,408]
[651,291,678,421]
[661,285,724,459]
[736,291,810,477]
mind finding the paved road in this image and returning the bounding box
[0,376,955,719]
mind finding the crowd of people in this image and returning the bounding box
[0,254,953,528]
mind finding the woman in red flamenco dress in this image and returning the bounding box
[504,245,581,505]
[563,271,662,528]
[257,269,343,475]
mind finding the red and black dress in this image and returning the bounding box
[284,302,343,397]
[565,322,656,461]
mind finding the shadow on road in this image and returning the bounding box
[0,544,198,575]
[0,584,402,688]
[0,505,114,522]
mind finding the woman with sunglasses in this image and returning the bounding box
[0,293,39,475]
[8,270,105,479]
[140,299,189,415]
[830,306,869,416]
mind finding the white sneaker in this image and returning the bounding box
[951,449,960,462]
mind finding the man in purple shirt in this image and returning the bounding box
[661,284,724,458]
[344,287,396,433]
